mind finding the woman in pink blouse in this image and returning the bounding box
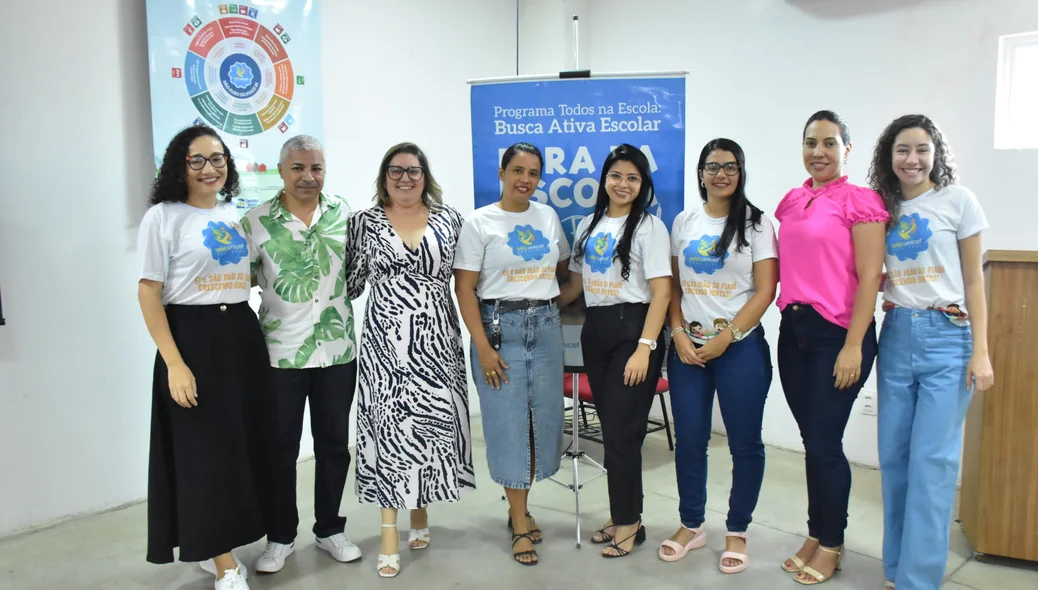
[775,110,889,586]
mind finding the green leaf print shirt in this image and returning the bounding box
[242,192,357,369]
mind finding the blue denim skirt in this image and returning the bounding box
[471,301,565,489]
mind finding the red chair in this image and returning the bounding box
[562,373,675,451]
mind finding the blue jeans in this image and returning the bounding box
[778,303,877,548]
[472,301,564,489]
[667,327,772,532]
[878,308,973,589]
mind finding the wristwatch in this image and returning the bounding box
[638,338,657,350]
[727,324,745,341]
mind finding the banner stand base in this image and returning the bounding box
[547,369,607,548]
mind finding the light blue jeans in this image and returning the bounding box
[878,307,973,589]
[472,301,564,489]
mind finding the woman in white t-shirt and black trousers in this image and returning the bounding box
[867,114,994,590]
[454,143,569,567]
[137,125,277,590]
[559,143,672,559]
[658,139,778,574]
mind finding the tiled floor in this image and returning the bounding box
[2,421,1035,589]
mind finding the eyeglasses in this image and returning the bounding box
[387,166,425,181]
[606,172,642,184]
[186,154,228,170]
[703,162,740,175]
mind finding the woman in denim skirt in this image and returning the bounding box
[454,142,569,566]
[867,114,994,590]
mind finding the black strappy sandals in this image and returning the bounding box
[511,532,539,566]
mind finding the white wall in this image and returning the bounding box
[519,0,1038,467]
[0,0,515,537]
[3,0,1034,539]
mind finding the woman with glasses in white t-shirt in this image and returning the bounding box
[658,138,778,574]
[867,114,994,590]
[454,142,568,567]
[137,125,278,590]
[559,143,672,559]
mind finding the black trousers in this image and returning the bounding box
[267,362,357,543]
[581,303,665,526]
[778,303,877,547]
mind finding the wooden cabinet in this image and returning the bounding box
[960,250,1038,561]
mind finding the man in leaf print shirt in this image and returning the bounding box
[241,135,362,574]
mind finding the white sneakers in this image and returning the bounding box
[213,566,250,590]
[254,541,296,574]
[316,532,363,563]
[200,556,247,579]
[249,532,361,575]
[203,531,360,584]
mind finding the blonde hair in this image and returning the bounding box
[374,142,443,208]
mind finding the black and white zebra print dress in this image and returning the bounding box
[346,204,475,509]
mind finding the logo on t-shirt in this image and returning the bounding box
[685,318,730,341]
[683,235,728,275]
[203,221,248,265]
[507,224,551,261]
[887,213,932,261]
[585,232,617,274]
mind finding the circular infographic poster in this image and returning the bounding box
[181,9,296,136]
[146,1,323,209]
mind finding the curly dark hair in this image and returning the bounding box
[150,125,240,205]
[867,114,957,226]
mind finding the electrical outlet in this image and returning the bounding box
[861,389,877,416]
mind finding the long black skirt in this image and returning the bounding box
[146,302,277,564]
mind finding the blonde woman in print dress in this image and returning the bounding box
[346,142,474,578]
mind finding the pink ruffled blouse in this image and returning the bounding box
[775,176,890,329]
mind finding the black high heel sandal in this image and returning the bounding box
[602,524,646,558]
[507,511,543,544]
[511,532,539,566]
[591,526,615,544]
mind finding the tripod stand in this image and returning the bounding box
[548,366,607,547]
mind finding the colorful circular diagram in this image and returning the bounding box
[182,14,294,136]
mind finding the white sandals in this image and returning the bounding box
[409,527,430,550]
[378,524,400,578]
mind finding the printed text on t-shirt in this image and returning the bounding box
[887,266,945,286]
[502,265,557,283]
[681,279,736,299]
[586,278,623,297]
[195,272,250,292]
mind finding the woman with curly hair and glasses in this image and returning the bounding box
[867,114,994,590]
[137,125,278,590]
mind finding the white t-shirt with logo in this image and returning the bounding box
[569,212,672,307]
[453,201,571,301]
[671,206,777,344]
[138,201,252,305]
[883,185,988,315]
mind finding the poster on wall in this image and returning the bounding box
[145,1,323,211]
[469,74,687,363]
